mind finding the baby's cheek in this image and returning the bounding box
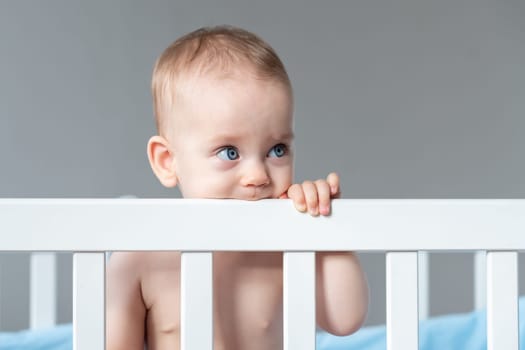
[199,174,237,199]
[272,174,293,198]
[179,177,217,198]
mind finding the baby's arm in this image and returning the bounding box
[284,173,369,336]
[315,251,368,335]
[106,253,147,350]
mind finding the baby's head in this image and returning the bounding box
[148,25,294,200]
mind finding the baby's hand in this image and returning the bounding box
[280,172,340,216]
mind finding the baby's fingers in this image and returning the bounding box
[302,181,320,216]
[327,172,341,198]
[315,179,332,216]
[287,184,306,212]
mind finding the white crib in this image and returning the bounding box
[0,198,523,350]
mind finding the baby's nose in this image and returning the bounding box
[241,162,270,187]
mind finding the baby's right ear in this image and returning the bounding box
[147,136,178,188]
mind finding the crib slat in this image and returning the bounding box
[487,251,518,350]
[30,253,56,329]
[0,263,2,329]
[474,251,487,310]
[73,253,105,350]
[417,251,429,320]
[283,252,315,350]
[181,252,213,350]
[386,252,418,350]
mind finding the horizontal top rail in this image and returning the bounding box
[0,199,524,252]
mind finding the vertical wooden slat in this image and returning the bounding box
[417,251,429,320]
[30,253,57,329]
[73,253,105,350]
[474,250,487,310]
[181,252,213,350]
[283,252,316,350]
[487,251,518,350]
[0,260,2,329]
[386,252,418,350]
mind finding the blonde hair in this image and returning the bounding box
[151,25,292,135]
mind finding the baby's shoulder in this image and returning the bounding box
[108,251,181,272]
[107,251,147,270]
[107,252,181,284]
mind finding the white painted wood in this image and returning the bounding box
[386,252,418,350]
[487,251,518,350]
[1,199,525,251]
[0,265,2,329]
[417,251,429,320]
[474,250,486,310]
[181,252,213,350]
[30,253,56,329]
[73,253,105,350]
[283,252,316,350]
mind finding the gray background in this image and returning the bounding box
[1,0,524,331]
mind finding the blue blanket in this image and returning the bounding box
[1,297,523,350]
[318,296,525,350]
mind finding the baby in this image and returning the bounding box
[106,25,369,350]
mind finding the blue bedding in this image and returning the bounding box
[318,296,525,350]
[1,297,523,350]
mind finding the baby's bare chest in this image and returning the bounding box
[143,252,284,350]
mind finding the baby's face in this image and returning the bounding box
[168,73,294,200]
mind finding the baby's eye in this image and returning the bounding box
[217,146,239,160]
[268,144,287,158]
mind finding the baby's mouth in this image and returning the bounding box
[241,187,268,201]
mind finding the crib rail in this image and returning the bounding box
[0,198,524,350]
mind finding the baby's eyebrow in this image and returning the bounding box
[273,131,294,141]
[209,132,294,144]
[208,134,243,145]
